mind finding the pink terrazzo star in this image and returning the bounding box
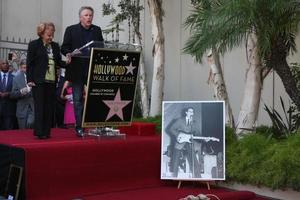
[103,89,131,121]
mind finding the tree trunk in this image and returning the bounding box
[268,38,300,111]
[148,0,165,117]
[207,49,235,128]
[273,62,300,110]
[125,0,149,118]
[136,38,150,117]
[236,33,263,136]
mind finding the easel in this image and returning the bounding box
[177,180,216,190]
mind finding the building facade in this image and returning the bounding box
[1,0,299,125]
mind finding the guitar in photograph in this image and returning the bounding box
[177,131,220,144]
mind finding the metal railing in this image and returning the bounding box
[0,35,29,64]
[0,36,30,71]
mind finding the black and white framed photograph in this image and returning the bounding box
[161,101,225,180]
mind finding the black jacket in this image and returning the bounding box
[61,23,104,83]
[26,38,64,84]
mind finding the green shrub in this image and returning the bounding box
[133,116,162,133]
[226,129,300,191]
[130,119,300,190]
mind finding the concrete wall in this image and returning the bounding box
[2,0,300,125]
[0,0,62,43]
[161,0,300,125]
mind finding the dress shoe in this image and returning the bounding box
[37,135,49,139]
[75,127,84,137]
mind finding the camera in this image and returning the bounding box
[8,52,13,61]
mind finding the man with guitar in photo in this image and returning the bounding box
[169,107,219,178]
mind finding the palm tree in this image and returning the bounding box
[186,0,235,128]
[184,0,300,135]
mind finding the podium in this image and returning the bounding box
[72,41,142,138]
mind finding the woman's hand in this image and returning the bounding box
[27,82,36,87]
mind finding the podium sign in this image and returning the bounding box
[82,48,140,127]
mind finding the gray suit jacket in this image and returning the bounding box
[10,71,34,118]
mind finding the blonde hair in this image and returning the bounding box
[37,22,55,37]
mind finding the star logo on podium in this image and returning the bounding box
[103,89,131,121]
[123,54,128,61]
[125,62,136,75]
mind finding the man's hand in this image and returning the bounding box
[20,86,31,95]
[66,53,72,64]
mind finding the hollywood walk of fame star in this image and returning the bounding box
[103,89,131,121]
[125,62,136,75]
[123,54,128,61]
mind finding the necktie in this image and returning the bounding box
[2,74,6,90]
[24,73,27,84]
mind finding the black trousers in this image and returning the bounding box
[32,82,55,137]
[171,143,202,178]
[0,115,15,130]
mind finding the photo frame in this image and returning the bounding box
[5,164,23,200]
[161,101,225,180]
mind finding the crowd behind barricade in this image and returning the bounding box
[0,58,76,131]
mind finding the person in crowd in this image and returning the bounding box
[54,68,66,128]
[169,107,204,178]
[9,63,18,76]
[26,22,69,139]
[8,52,19,76]
[0,59,16,130]
[60,80,75,127]
[10,59,34,129]
[61,6,104,137]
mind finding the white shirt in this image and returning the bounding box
[1,71,8,86]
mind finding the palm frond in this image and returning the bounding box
[184,0,300,63]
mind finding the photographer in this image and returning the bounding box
[10,59,34,129]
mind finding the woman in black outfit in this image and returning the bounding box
[27,22,69,139]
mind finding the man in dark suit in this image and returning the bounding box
[61,6,104,137]
[10,59,34,129]
[169,107,203,178]
[0,59,16,130]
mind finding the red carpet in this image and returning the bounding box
[82,186,261,200]
[0,123,269,200]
